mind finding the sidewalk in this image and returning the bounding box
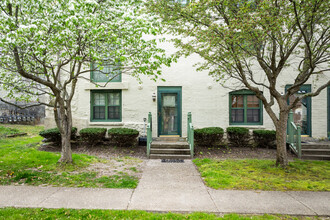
[0,160,329,216]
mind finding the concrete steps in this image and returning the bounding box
[149,154,192,159]
[149,137,192,159]
[301,143,330,161]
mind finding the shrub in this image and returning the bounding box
[226,127,250,147]
[194,127,224,147]
[39,127,77,143]
[253,130,276,148]
[79,128,107,146]
[108,128,139,147]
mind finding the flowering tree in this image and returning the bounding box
[147,0,330,166]
[0,0,172,163]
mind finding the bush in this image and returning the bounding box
[39,127,77,143]
[79,128,107,146]
[108,128,139,147]
[253,130,276,148]
[226,127,250,147]
[194,127,224,147]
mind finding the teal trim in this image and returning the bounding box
[90,90,122,122]
[90,62,122,83]
[157,87,182,136]
[285,85,311,136]
[229,90,263,125]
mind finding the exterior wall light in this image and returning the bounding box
[152,93,156,102]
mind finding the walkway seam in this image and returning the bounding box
[37,187,62,207]
[126,188,135,210]
[284,191,318,215]
[192,161,219,212]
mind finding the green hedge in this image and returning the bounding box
[194,127,224,147]
[226,127,250,147]
[39,127,77,143]
[108,128,139,147]
[79,128,107,146]
[253,130,276,148]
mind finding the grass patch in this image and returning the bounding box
[0,208,319,220]
[0,126,21,138]
[193,158,330,191]
[0,124,43,137]
[0,125,138,188]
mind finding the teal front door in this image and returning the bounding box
[158,87,182,136]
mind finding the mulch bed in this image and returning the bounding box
[39,141,147,159]
[39,141,296,160]
[194,146,296,160]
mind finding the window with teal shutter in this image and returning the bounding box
[91,90,122,122]
[229,90,263,125]
[91,61,121,82]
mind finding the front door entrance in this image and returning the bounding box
[286,85,312,136]
[157,87,182,136]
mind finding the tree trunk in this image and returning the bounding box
[58,126,72,163]
[275,111,289,167]
[56,104,73,164]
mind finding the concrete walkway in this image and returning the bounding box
[0,160,329,216]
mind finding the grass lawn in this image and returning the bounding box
[0,126,22,138]
[0,125,139,188]
[193,158,330,191]
[0,208,320,220]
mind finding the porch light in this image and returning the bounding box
[152,93,156,102]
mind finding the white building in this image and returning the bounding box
[44,41,330,139]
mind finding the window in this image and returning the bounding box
[91,90,121,122]
[229,90,263,125]
[171,0,190,6]
[91,61,121,82]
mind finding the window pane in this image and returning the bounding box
[93,106,105,120]
[108,92,120,106]
[93,62,121,82]
[108,106,120,119]
[94,93,105,106]
[232,95,244,108]
[231,109,244,122]
[247,109,260,122]
[247,95,259,108]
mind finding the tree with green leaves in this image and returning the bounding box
[0,0,172,163]
[147,0,330,167]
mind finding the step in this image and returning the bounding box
[301,155,330,161]
[149,154,192,159]
[301,143,330,149]
[150,148,191,155]
[153,137,187,142]
[301,149,330,156]
[151,141,190,149]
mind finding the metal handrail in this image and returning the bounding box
[287,110,302,158]
[147,112,152,158]
[187,112,194,157]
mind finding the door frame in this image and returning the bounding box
[285,84,312,136]
[157,86,182,137]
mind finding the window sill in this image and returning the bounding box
[228,125,265,129]
[85,82,128,90]
[89,122,124,126]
